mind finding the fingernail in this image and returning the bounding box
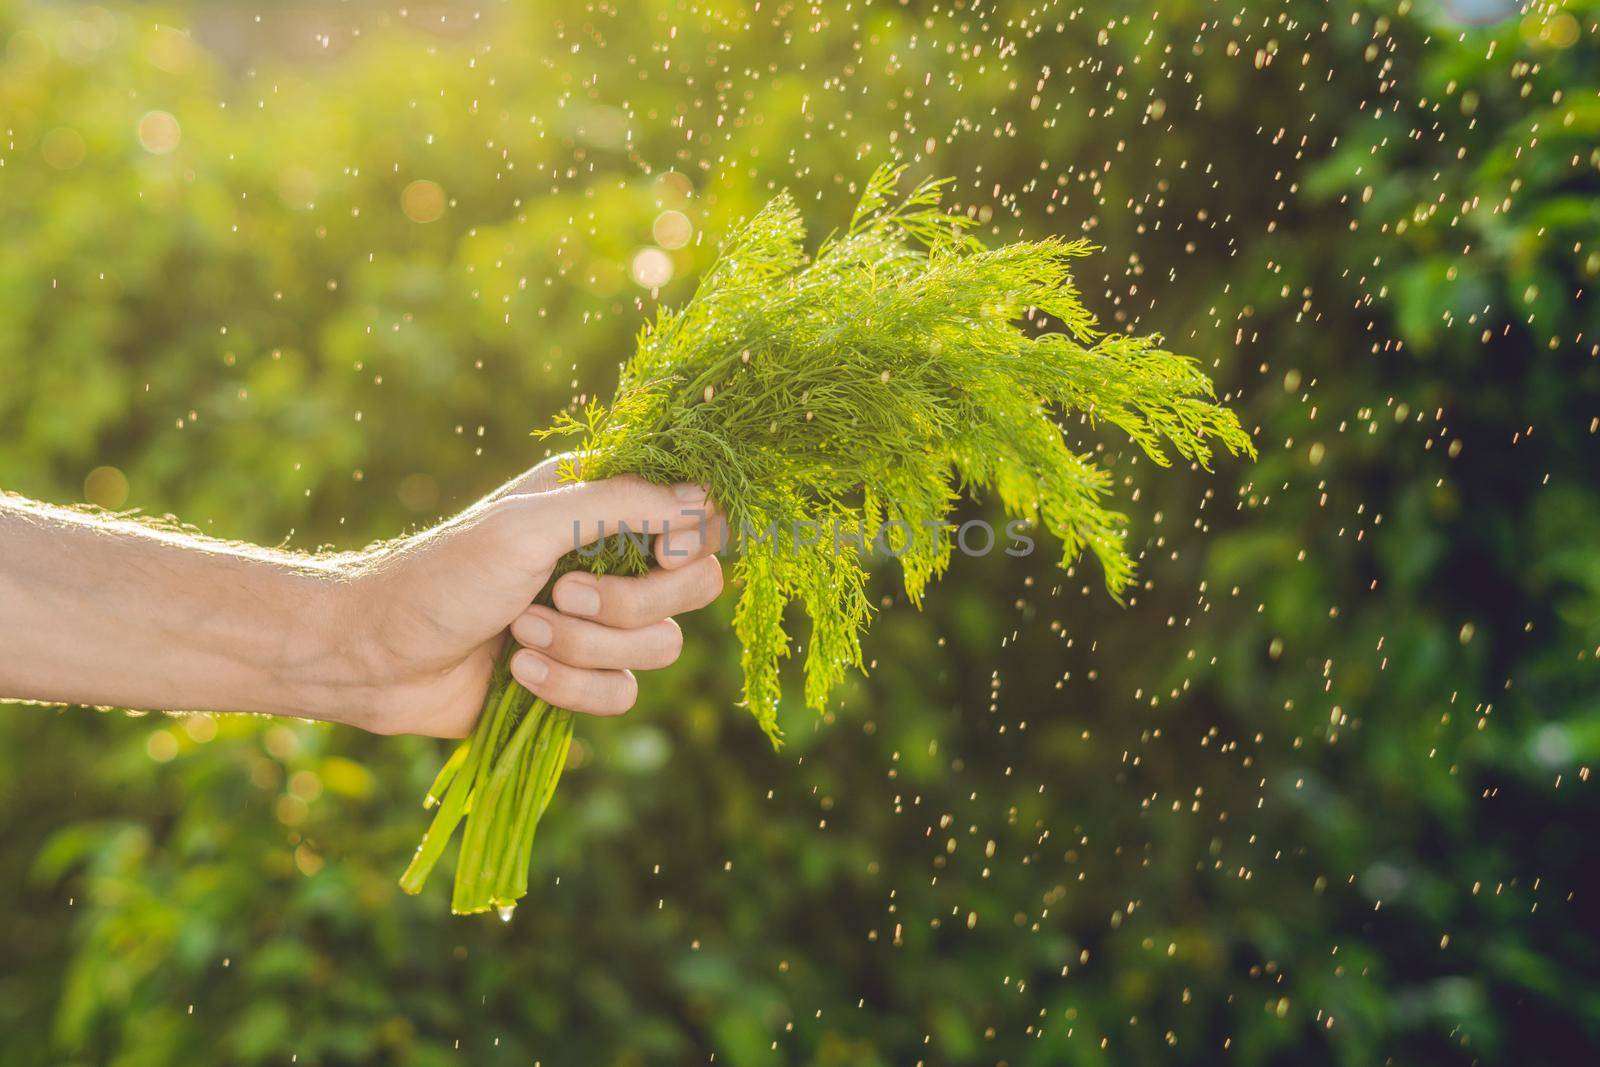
[556,581,601,617]
[673,482,707,501]
[521,614,553,648]
[512,650,548,684]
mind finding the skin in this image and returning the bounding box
[0,455,726,738]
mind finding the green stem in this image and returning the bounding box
[423,741,470,810]
[483,703,550,902]
[398,653,518,895]
[450,692,547,914]
[492,701,566,901]
[512,707,574,901]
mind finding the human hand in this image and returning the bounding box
[330,455,725,737]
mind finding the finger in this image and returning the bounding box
[508,648,638,716]
[511,607,683,670]
[550,555,723,629]
[654,504,727,570]
[522,475,710,556]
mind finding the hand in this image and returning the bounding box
[331,456,725,737]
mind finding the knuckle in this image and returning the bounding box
[509,613,540,647]
[604,473,650,500]
[612,587,655,628]
[568,623,602,662]
[485,494,534,541]
[547,669,589,710]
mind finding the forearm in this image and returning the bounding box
[0,496,356,719]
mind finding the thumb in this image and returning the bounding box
[519,475,711,558]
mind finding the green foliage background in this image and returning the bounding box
[1,0,1596,1063]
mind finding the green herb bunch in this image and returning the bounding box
[400,165,1254,914]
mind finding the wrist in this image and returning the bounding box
[264,560,382,727]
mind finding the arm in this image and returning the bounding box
[0,457,724,737]
[0,497,350,719]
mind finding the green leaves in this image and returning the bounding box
[558,165,1254,743]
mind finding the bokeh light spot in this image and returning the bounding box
[401,179,446,223]
[652,210,693,250]
[275,793,309,826]
[294,843,324,876]
[653,170,694,204]
[137,110,180,154]
[181,714,216,743]
[630,247,674,289]
[146,730,179,763]
[84,465,129,508]
[1523,11,1579,48]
